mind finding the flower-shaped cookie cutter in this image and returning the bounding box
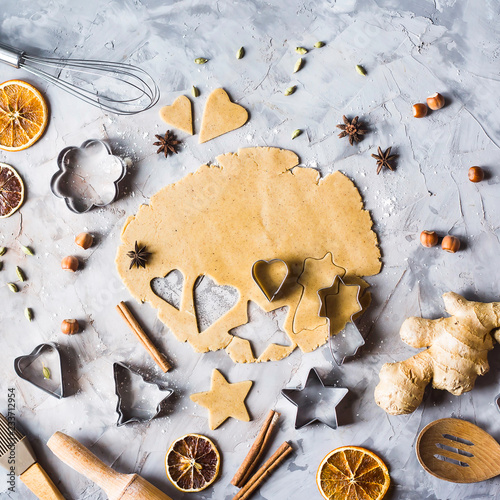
[50,139,126,213]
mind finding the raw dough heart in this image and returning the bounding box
[199,88,248,143]
[116,147,381,363]
[159,95,193,135]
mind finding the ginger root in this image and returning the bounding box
[375,292,500,415]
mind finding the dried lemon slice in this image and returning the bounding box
[0,80,48,151]
[0,163,25,218]
[317,446,390,500]
[165,433,220,492]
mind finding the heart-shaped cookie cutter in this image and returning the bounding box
[113,362,174,426]
[14,343,65,399]
[251,259,289,302]
[50,139,126,214]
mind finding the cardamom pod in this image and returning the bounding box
[192,86,200,98]
[21,245,34,256]
[195,57,208,64]
[291,129,302,140]
[236,47,245,59]
[0,247,6,256]
[7,283,18,293]
[43,366,51,379]
[24,308,33,322]
[16,266,25,282]
[295,47,308,55]
[356,64,367,76]
[314,41,325,48]
[293,58,304,73]
[0,262,3,271]
[284,86,297,96]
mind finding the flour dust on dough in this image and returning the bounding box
[116,147,381,363]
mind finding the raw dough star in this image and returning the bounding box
[190,369,253,430]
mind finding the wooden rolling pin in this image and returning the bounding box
[47,432,173,500]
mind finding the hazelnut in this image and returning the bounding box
[75,232,93,249]
[61,256,79,272]
[420,230,439,248]
[441,235,460,253]
[426,92,445,110]
[412,103,428,118]
[468,166,484,183]
[61,319,80,335]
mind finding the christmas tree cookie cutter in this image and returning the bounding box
[251,258,289,302]
[294,253,365,365]
[14,343,66,399]
[281,368,348,430]
[322,275,365,366]
[113,362,174,426]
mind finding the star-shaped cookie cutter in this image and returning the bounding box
[113,362,174,426]
[495,393,500,414]
[281,368,348,430]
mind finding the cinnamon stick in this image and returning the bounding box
[232,441,293,500]
[116,302,171,372]
[231,410,280,487]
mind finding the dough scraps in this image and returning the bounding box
[199,88,248,143]
[190,369,252,430]
[159,95,193,135]
[115,147,381,363]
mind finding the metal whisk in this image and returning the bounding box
[0,42,160,115]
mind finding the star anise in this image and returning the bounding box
[127,241,151,269]
[371,146,397,174]
[336,115,367,145]
[153,130,180,157]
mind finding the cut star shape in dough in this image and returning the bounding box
[190,369,253,430]
[159,95,193,135]
[281,368,348,429]
[199,88,248,143]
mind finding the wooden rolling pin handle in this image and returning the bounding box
[47,432,173,500]
[47,432,127,497]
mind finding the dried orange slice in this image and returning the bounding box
[317,446,390,500]
[0,80,48,151]
[165,433,220,492]
[0,163,25,218]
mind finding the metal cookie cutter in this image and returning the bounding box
[50,139,126,213]
[251,258,289,302]
[281,368,348,430]
[14,343,65,399]
[322,275,365,366]
[113,362,174,427]
[495,393,500,414]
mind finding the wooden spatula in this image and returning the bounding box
[416,418,500,483]
[47,432,173,499]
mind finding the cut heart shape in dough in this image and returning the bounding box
[159,95,193,135]
[199,88,248,143]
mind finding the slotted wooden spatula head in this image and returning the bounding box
[416,418,500,483]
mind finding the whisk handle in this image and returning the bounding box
[0,42,24,68]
